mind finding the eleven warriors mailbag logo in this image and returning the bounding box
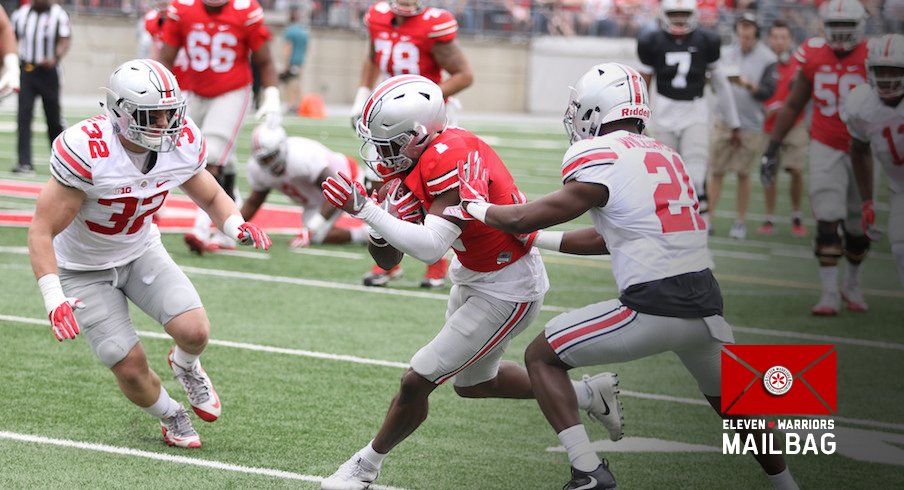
[721,344,836,415]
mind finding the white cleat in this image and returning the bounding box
[169,347,221,422]
[160,404,202,449]
[321,453,380,490]
[841,285,868,312]
[583,372,624,442]
[811,291,841,316]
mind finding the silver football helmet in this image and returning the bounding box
[103,59,186,153]
[660,0,698,36]
[564,63,651,144]
[390,0,425,16]
[251,124,288,175]
[820,0,866,52]
[867,34,904,102]
[356,75,447,177]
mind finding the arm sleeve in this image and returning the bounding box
[709,64,741,129]
[636,33,655,74]
[57,8,71,38]
[357,203,461,264]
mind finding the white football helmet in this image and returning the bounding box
[660,0,698,36]
[251,124,288,175]
[867,34,904,102]
[356,75,447,177]
[103,59,186,153]
[564,63,651,144]
[390,0,425,16]
[820,0,866,52]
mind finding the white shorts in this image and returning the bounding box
[545,299,734,397]
[188,85,252,173]
[59,242,204,368]
[809,140,864,226]
[656,122,710,193]
[410,285,541,387]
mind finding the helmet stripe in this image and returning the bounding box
[141,59,175,97]
[622,65,643,105]
[361,75,424,123]
[885,35,893,58]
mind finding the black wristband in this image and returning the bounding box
[764,140,780,158]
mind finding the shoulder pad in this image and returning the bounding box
[561,138,619,183]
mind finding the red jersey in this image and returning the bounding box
[763,55,805,133]
[794,37,868,151]
[145,9,192,92]
[364,2,458,84]
[405,128,530,273]
[162,0,271,98]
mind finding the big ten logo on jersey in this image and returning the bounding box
[80,116,110,159]
[813,70,864,117]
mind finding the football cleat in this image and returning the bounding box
[168,347,221,422]
[757,221,775,236]
[583,373,624,442]
[563,461,618,490]
[160,404,202,449]
[321,453,380,490]
[811,292,840,316]
[420,257,448,289]
[728,222,747,240]
[183,233,207,256]
[362,264,403,287]
[841,286,868,312]
[791,218,807,238]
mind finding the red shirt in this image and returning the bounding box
[794,37,868,151]
[145,9,192,92]
[364,2,458,84]
[162,0,271,98]
[763,55,805,134]
[405,128,531,272]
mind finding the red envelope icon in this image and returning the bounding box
[721,344,836,415]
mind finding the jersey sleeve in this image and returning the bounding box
[561,138,619,186]
[50,129,94,190]
[794,38,824,82]
[143,10,159,36]
[161,2,185,47]
[840,84,870,142]
[636,31,656,74]
[704,30,721,65]
[175,117,207,176]
[239,0,271,52]
[427,9,458,42]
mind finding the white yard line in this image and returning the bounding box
[290,248,367,260]
[0,431,404,490]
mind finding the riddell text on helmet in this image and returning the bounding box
[621,107,650,118]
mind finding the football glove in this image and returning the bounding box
[458,150,490,204]
[49,298,85,342]
[237,222,272,250]
[760,141,781,189]
[322,172,370,215]
[378,179,424,223]
[0,53,20,100]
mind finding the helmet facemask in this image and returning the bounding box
[869,65,904,102]
[390,0,424,16]
[564,87,601,145]
[824,20,864,52]
[661,9,697,36]
[107,93,186,153]
[357,118,419,177]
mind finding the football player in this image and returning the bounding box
[761,0,871,315]
[158,0,281,255]
[843,34,904,287]
[241,124,369,248]
[142,4,190,93]
[637,0,740,212]
[319,75,624,490]
[453,62,797,490]
[27,60,271,449]
[351,0,474,288]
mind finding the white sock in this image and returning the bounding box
[141,386,181,419]
[892,244,904,288]
[572,379,593,411]
[766,215,775,224]
[844,263,861,291]
[192,210,213,239]
[173,346,200,369]
[767,468,799,490]
[349,226,368,245]
[359,440,387,468]
[819,266,839,295]
[558,425,601,472]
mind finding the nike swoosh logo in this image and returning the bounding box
[156,180,170,188]
[574,476,598,490]
[211,395,220,409]
[600,392,611,416]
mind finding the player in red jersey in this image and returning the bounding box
[158,0,281,255]
[352,0,474,289]
[319,75,623,490]
[761,0,871,316]
[143,6,191,93]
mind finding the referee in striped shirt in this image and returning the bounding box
[10,0,71,175]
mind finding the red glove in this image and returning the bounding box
[861,200,875,235]
[458,150,489,204]
[379,179,424,223]
[516,231,538,249]
[49,298,84,342]
[237,222,272,250]
[323,172,370,215]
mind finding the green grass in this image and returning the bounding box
[0,108,902,489]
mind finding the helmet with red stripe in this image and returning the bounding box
[820,0,866,52]
[251,124,288,175]
[659,0,698,36]
[564,63,651,144]
[355,75,447,177]
[103,59,187,152]
[867,34,904,103]
[390,0,425,16]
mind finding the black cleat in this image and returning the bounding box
[563,461,618,490]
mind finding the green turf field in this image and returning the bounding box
[0,107,902,489]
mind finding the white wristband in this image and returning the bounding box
[223,215,244,241]
[38,273,66,315]
[2,53,19,72]
[464,202,491,223]
[533,231,564,251]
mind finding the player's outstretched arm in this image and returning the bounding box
[240,188,270,222]
[559,227,609,255]
[850,137,876,234]
[182,170,272,249]
[767,71,811,146]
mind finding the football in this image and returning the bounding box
[377,178,426,223]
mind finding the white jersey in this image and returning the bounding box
[246,137,355,208]
[841,84,904,194]
[562,130,713,291]
[51,115,206,270]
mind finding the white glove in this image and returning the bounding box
[0,53,20,100]
[350,86,371,128]
[255,86,282,128]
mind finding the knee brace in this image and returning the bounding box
[843,230,870,265]
[814,221,843,267]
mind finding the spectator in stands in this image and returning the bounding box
[280,6,308,113]
[707,12,777,240]
[582,0,618,36]
[759,19,808,237]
